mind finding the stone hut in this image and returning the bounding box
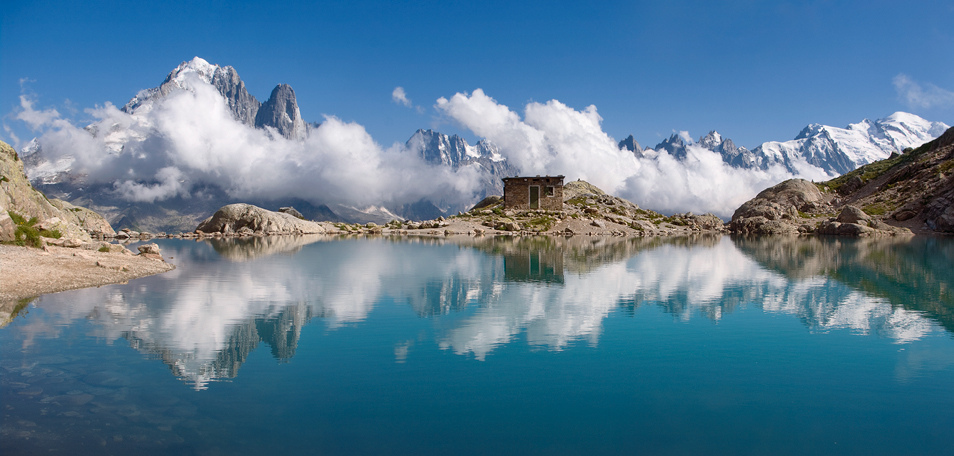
[502,175,564,211]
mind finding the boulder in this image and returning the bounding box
[137,243,164,260]
[470,195,501,212]
[196,204,327,235]
[936,205,954,233]
[835,206,870,224]
[278,206,304,219]
[817,221,874,236]
[893,210,918,221]
[50,199,116,237]
[0,206,15,242]
[729,179,825,235]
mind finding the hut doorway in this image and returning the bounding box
[529,186,540,209]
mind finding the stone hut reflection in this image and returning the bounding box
[501,238,565,284]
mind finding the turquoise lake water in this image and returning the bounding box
[2,235,954,455]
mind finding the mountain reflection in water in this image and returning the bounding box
[6,234,953,388]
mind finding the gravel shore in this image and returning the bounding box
[0,244,175,302]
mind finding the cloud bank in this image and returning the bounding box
[16,82,483,208]
[436,89,796,217]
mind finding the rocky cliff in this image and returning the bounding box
[254,84,308,140]
[729,126,954,236]
[1,140,114,243]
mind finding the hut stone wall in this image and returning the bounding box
[502,176,564,211]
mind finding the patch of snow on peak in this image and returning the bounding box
[172,57,218,85]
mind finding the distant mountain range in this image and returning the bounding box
[18,57,950,232]
[631,112,948,176]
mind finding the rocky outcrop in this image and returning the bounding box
[195,204,327,235]
[441,180,725,237]
[50,198,116,237]
[730,126,954,236]
[1,140,113,243]
[728,179,829,235]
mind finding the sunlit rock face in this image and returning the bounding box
[254,84,307,140]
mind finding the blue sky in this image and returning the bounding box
[2,0,953,150]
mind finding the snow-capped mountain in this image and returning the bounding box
[651,130,757,167]
[639,112,948,177]
[15,55,949,232]
[20,58,517,231]
[404,129,518,199]
[754,112,949,175]
[123,57,307,140]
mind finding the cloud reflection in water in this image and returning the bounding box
[7,234,951,387]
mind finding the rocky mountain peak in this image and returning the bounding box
[618,135,643,156]
[653,133,691,160]
[698,131,723,149]
[254,84,307,140]
[211,65,260,127]
[405,129,470,166]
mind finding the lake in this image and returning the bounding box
[2,234,954,455]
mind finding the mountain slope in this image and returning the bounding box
[729,126,954,235]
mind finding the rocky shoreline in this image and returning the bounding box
[0,243,174,314]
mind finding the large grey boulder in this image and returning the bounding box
[729,179,826,234]
[196,204,326,235]
[835,206,870,224]
[0,205,14,242]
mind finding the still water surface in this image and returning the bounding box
[2,235,954,455]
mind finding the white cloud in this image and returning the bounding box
[436,88,800,218]
[893,74,954,109]
[436,89,639,195]
[16,85,484,208]
[16,95,62,130]
[392,86,412,107]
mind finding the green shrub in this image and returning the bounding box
[39,228,61,239]
[862,203,889,216]
[940,160,954,175]
[525,216,555,231]
[8,211,42,248]
[567,196,587,206]
[98,245,111,253]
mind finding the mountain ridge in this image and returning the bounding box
[15,56,951,233]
